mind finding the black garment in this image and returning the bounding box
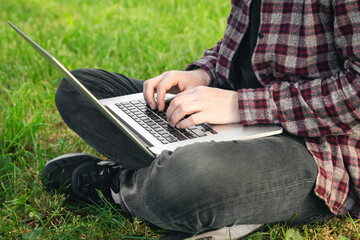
[229,0,263,90]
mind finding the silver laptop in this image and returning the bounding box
[8,20,283,158]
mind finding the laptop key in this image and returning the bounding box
[189,128,207,137]
[158,130,168,136]
[177,135,188,140]
[132,110,141,115]
[183,131,198,139]
[149,130,157,135]
[154,118,163,123]
[168,127,178,134]
[162,133,171,138]
[154,127,163,132]
[153,133,161,138]
[173,132,187,139]
[149,115,159,120]
[117,99,198,143]
[158,122,168,128]
[165,136,178,143]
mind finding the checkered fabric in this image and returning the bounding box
[187,0,360,217]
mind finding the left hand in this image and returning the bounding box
[166,86,241,128]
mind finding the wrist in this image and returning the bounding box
[192,68,211,86]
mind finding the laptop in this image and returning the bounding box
[8,20,283,158]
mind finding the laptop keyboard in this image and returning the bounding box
[115,99,217,144]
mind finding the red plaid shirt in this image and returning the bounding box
[187,0,360,217]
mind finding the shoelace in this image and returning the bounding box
[79,161,123,199]
[97,160,123,193]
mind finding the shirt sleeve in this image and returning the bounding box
[185,39,223,87]
[237,1,360,138]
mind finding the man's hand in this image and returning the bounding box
[166,86,240,128]
[143,69,210,111]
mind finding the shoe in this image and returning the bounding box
[161,224,262,240]
[42,153,122,204]
[185,224,262,240]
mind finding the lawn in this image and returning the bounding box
[0,0,359,239]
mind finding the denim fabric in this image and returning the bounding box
[55,68,333,233]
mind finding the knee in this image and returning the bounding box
[55,78,73,119]
[152,143,225,200]
[55,68,101,111]
[141,146,228,232]
[164,143,220,183]
[55,69,85,105]
[55,69,94,122]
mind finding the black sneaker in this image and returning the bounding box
[41,153,122,204]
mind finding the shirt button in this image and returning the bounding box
[258,32,264,39]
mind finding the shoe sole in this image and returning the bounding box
[185,224,262,240]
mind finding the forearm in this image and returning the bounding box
[237,69,360,138]
[191,68,211,86]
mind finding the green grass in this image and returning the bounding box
[0,0,359,239]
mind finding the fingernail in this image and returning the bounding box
[149,103,154,109]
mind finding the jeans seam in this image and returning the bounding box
[170,178,316,225]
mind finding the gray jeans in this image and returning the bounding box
[55,68,333,233]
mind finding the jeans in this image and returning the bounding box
[55,68,333,233]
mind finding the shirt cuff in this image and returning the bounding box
[237,88,278,125]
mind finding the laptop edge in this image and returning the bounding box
[7,20,155,158]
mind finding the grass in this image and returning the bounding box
[0,0,359,239]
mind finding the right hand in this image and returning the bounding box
[143,69,211,111]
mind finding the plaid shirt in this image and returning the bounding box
[187,0,360,217]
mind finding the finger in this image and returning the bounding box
[173,86,197,98]
[166,92,196,122]
[156,73,178,111]
[176,113,205,129]
[143,73,166,109]
[168,100,201,127]
[166,87,198,116]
